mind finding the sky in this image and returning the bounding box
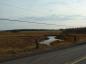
[0,0,86,30]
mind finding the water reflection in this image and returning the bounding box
[39,36,60,45]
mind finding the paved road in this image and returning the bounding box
[77,60,86,64]
[1,44,86,64]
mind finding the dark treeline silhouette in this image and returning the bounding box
[0,29,59,32]
[0,27,86,34]
[62,27,86,34]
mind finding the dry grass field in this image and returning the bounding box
[0,31,86,59]
[0,31,61,57]
[50,34,86,48]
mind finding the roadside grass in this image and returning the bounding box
[50,40,73,48]
[0,45,36,56]
[50,34,86,48]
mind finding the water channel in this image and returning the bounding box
[39,36,62,45]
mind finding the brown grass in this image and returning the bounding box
[50,34,86,48]
[0,31,86,58]
[50,40,73,48]
[0,31,61,57]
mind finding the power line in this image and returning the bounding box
[0,18,73,28]
[0,2,74,28]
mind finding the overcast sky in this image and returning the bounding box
[0,0,86,30]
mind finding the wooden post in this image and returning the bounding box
[74,35,77,42]
[35,39,39,49]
